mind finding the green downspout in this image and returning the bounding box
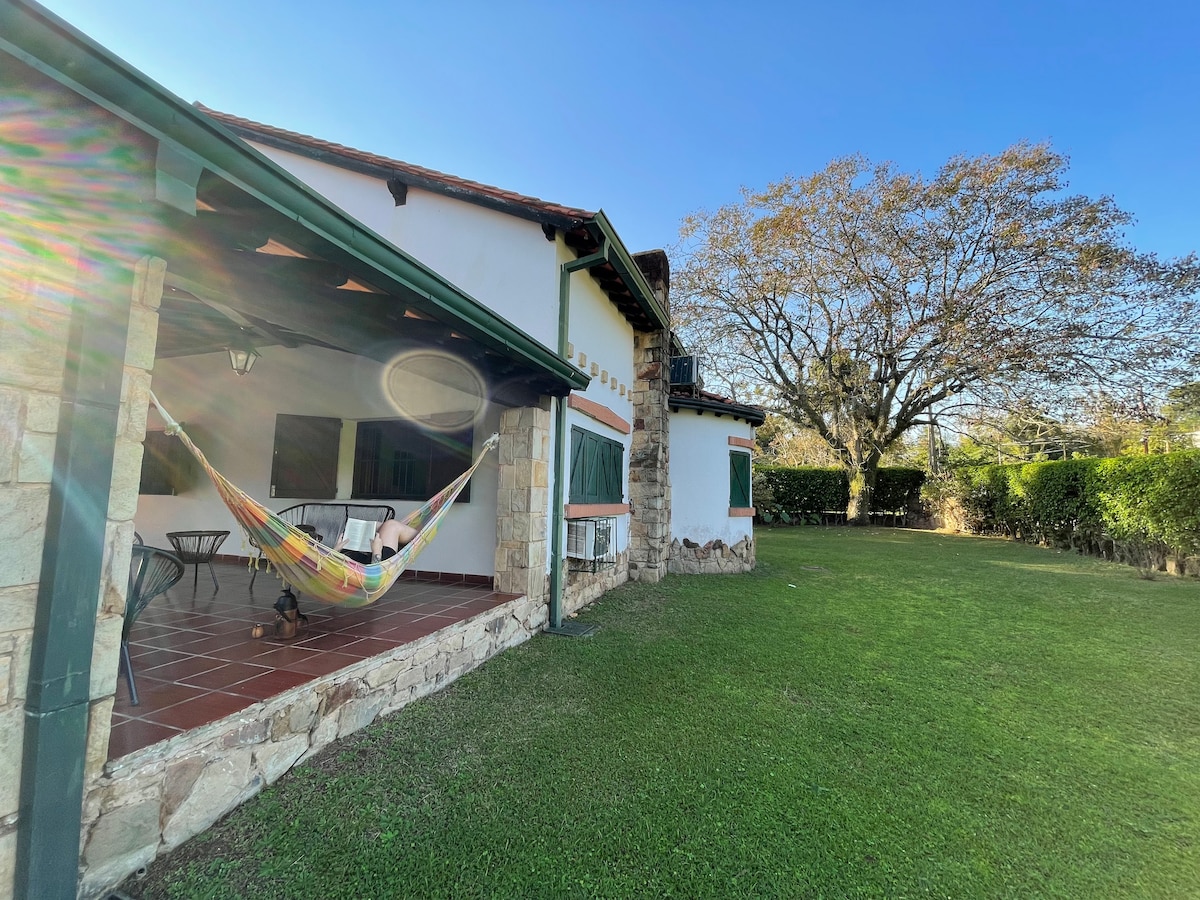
[16,266,131,898]
[548,241,609,629]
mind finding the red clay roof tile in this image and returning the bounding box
[195,104,597,223]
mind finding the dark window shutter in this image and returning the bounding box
[569,426,623,504]
[730,451,751,508]
[139,430,194,495]
[352,419,472,502]
[270,415,341,499]
[569,427,588,502]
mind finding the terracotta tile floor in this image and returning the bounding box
[110,561,518,761]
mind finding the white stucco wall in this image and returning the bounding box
[669,410,756,546]
[558,246,637,559]
[250,146,393,237]
[245,143,561,350]
[562,243,636,412]
[391,192,560,349]
[136,344,501,576]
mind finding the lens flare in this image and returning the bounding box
[381,349,487,431]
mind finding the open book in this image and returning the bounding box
[339,517,378,554]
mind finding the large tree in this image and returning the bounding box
[675,143,1199,523]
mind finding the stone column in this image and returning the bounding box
[493,405,550,601]
[627,328,671,583]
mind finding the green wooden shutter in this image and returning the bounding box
[730,451,751,508]
[569,427,588,502]
[139,429,196,495]
[569,426,623,504]
[601,439,622,502]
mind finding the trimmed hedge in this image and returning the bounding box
[943,450,1200,558]
[754,466,925,524]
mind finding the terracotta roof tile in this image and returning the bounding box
[195,104,596,223]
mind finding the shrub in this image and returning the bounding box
[753,465,925,525]
[934,451,1200,561]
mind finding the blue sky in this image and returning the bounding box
[37,0,1200,260]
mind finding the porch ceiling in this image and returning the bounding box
[151,176,573,405]
[151,201,558,403]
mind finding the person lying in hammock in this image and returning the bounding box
[333,519,418,565]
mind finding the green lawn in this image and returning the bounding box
[133,529,1200,899]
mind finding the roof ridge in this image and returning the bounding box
[194,103,596,222]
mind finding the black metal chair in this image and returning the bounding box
[166,530,229,591]
[121,545,185,706]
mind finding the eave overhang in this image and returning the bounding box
[0,0,587,396]
[567,210,670,334]
[668,394,767,426]
[209,116,590,234]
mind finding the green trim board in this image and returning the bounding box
[0,0,587,396]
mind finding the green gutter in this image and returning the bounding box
[548,243,608,629]
[0,0,586,396]
[587,210,669,331]
[16,266,130,898]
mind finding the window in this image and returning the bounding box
[569,426,623,505]
[270,415,341,499]
[729,450,751,508]
[139,430,194,495]
[353,419,473,502]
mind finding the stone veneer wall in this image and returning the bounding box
[493,405,550,602]
[667,535,756,575]
[626,330,671,583]
[78,594,547,899]
[563,551,629,618]
[0,242,160,896]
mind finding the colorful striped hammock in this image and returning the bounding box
[149,394,497,607]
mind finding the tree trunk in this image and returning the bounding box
[845,456,880,526]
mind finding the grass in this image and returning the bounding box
[129,528,1200,899]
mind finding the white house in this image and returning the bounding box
[0,3,761,897]
[668,381,764,573]
[194,106,762,605]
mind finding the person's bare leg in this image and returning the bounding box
[376,519,418,552]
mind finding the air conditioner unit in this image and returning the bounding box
[669,355,703,391]
[566,517,615,570]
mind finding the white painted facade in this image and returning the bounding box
[228,142,644,569]
[669,409,756,546]
[138,345,502,577]
[248,144,561,350]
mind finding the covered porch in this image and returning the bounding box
[109,561,516,760]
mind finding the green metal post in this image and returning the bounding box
[16,262,131,899]
[549,243,608,629]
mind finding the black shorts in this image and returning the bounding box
[341,546,398,564]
